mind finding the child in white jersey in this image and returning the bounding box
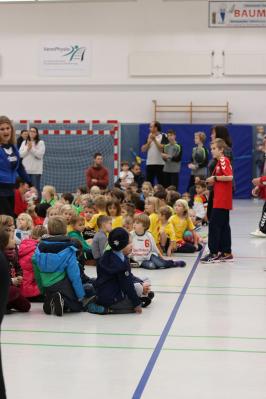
[130,214,186,269]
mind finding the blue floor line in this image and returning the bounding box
[132,245,205,399]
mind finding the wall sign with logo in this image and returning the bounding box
[40,42,90,76]
[209,1,266,27]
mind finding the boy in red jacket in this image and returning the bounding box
[201,138,234,263]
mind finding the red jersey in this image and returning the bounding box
[14,189,28,216]
[258,176,266,200]
[213,156,233,210]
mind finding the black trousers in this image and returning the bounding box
[207,189,214,221]
[44,278,82,313]
[146,165,164,186]
[163,172,179,190]
[0,195,15,218]
[0,252,10,399]
[208,208,232,254]
[259,201,266,233]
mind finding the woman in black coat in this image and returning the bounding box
[0,228,10,399]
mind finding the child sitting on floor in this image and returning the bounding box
[158,206,177,257]
[68,215,93,260]
[106,199,123,229]
[87,195,107,232]
[130,214,186,269]
[19,225,47,302]
[15,213,33,245]
[93,228,154,314]
[91,215,112,262]
[169,199,202,253]
[34,216,94,316]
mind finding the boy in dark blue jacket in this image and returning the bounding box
[34,216,95,316]
[94,227,154,314]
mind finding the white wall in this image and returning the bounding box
[0,0,265,123]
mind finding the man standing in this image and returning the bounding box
[141,121,168,186]
[86,153,109,190]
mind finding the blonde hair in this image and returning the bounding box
[94,195,106,211]
[48,216,67,236]
[17,213,33,230]
[46,206,59,218]
[70,214,85,226]
[60,204,76,216]
[134,213,150,231]
[175,199,189,217]
[212,138,227,151]
[0,116,16,145]
[145,197,160,213]
[195,131,206,143]
[142,181,153,192]
[31,225,47,240]
[43,185,56,199]
[159,206,172,221]
[0,214,14,228]
[90,186,101,195]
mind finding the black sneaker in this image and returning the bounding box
[174,260,186,267]
[200,253,220,263]
[141,297,152,308]
[87,303,108,315]
[43,297,52,315]
[148,291,155,300]
[51,292,64,317]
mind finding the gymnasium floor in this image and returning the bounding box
[2,200,266,399]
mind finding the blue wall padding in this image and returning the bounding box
[139,124,253,199]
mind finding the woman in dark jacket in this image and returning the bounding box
[0,116,31,217]
[207,125,233,221]
[0,228,11,399]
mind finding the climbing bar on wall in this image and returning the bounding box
[153,100,229,124]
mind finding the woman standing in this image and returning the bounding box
[0,228,11,399]
[19,126,45,199]
[207,125,233,221]
[16,130,29,150]
[0,116,31,217]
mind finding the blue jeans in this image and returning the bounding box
[29,174,41,199]
[141,254,177,270]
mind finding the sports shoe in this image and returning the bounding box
[43,297,53,315]
[174,260,186,268]
[219,253,234,262]
[50,292,64,317]
[87,303,108,315]
[130,262,140,268]
[148,291,155,300]
[141,297,152,308]
[82,295,96,310]
[200,253,220,263]
[250,230,266,238]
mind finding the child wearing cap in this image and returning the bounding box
[93,227,154,314]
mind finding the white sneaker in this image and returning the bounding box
[250,230,266,238]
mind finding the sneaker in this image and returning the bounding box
[130,262,140,268]
[43,298,52,315]
[219,253,234,262]
[174,260,186,268]
[141,297,152,308]
[50,292,64,317]
[87,303,108,315]
[250,230,266,238]
[148,291,155,300]
[200,253,220,263]
[82,295,96,310]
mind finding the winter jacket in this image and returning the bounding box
[4,246,22,281]
[19,140,45,175]
[34,235,85,300]
[95,250,141,308]
[18,238,40,298]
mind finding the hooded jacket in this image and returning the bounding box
[18,238,40,298]
[34,236,85,300]
[95,249,141,308]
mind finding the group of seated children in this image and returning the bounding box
[1,157,211,317]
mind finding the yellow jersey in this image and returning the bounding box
[148,213,160,244]
[169,214,195,241]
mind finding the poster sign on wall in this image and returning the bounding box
[40,42,90,76]
[209,1,266,27]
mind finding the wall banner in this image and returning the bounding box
[209,1,266,27]
[40,41,90,76]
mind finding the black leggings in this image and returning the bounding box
[0,252,10,399]
[259,201,266,233]
[146,165,164,186]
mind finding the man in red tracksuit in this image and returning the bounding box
[85,153,109,190]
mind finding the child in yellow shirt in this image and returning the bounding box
[158,206,176,257]
[106,199,123,229]
[87,196,107,232]
[169,199,202,253]
[145,197,160,245]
